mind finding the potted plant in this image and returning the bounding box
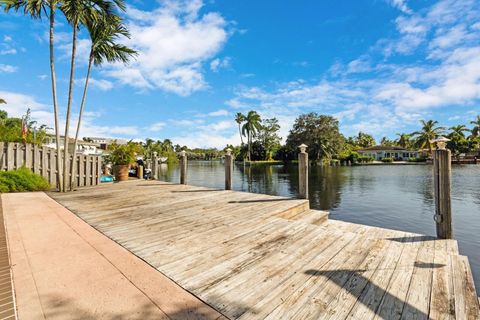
[108,141,140,182]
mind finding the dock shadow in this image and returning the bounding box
[228,198,293,203]
[387,235,436,243]
[303,268,431,319]
[136,183,172,187]
[171,189,224,193]
[414,261,445,268]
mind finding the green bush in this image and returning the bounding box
[0,167,50,193]
[381,157,393,163]
[357,156,374,163]
[408,157,427,162]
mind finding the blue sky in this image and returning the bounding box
[1,0,480,147]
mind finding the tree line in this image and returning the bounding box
[231,111,480,163]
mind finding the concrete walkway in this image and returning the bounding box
[1,192,225,320]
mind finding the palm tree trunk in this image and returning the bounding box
[49,2,63,192]
[69,53,93,190]
[63,24,77,192]
[248,132,251,161]
[238,124,243,145]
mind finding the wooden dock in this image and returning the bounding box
[49,180,480,319]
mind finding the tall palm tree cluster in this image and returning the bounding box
[235,111,262,161]
[2,0,137,192]
[395,117,480,154]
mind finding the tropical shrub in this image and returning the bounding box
[108,141,141,166]
[357,156,374,163]
[0,167,50,193]
[408,157,427,162]
[381,157,393,163]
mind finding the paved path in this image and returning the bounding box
[1,192,224,320]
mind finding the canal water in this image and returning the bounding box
[157,161,480,288]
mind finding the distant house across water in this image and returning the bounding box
[358,146,419,161]
[44,135,103,155]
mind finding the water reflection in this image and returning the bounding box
[156,161,480,288]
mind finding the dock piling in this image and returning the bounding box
[180,150,187,185]
[432,137,453,239]
[153,151,158,179]
[298,144,309,199]
[225,148,233,190]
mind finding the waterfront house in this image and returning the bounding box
[43,134,103,155]
[358,145,419,161]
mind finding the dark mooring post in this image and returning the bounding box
[432,137,453,239]
[180,150,187,185]
[298,144,309,199]
[225,148,233,190]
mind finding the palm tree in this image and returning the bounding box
[0,98,5,104]
[412,120,445,153]
[69,12,136,189]
[448,125,469,139]
[470,115,480,138]
[235,112,246,145]
[241,111,262,161]
[61,0,117,191]
[4,0,64,191]
[396,133,412,149]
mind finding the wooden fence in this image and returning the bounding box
[0,142,102,189]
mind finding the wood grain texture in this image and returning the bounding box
[49,180,479,320]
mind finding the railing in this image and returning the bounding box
[0,142,102,189]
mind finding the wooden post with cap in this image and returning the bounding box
[298,143,308,199]
[432,136,453,239]
[225,148,233,190]
[153,151,158,180]
[180,150,187,185]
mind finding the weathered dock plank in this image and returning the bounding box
[49,180,479,320]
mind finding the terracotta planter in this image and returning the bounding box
[114,165,129,182]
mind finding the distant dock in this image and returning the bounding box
[44,180,479,319]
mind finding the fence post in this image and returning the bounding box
[432,137,453,239]
[180,150,187,185]
[225,148,233,190]
[298,144,308,199]
[153,151,158,180]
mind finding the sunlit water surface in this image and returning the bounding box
[157,161,480,288]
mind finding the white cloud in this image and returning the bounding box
[0,90,139,139]
[171,132,239,148]
[0,64,17,73]
[169,119,204,126]
[104,0,229,96]
[387,0,412,14]
[147,122,166,132]
[0,48,16,55]
[200,120,233,132]
[0,36,17,55]
[0,91,53,127]
[210,57,231,72]
[207,109,229,117]
[75,78,114,91]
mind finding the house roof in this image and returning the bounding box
[358,145,410,152]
